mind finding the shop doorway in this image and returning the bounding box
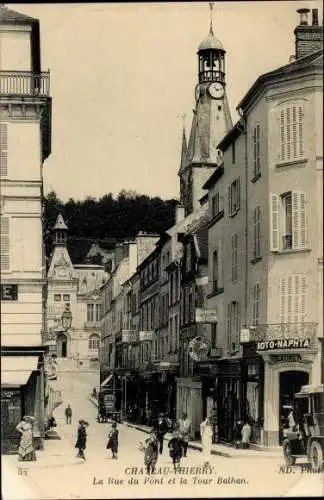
[279,370,309,444]
[57,333,67,358]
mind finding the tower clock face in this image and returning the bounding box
[208,82,224,100]
[195,84,201,103]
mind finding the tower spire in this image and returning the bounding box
[209,2,214,35]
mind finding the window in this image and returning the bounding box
[87,303,94,322]
[0,216,9,271]
[212,250,219,291]
[279,103,304,162]
[95,303,101,321]
[252,206,261,259]
[63,294,70,302]
[228,178,240,216]
[231,234,238,282]
[211,324,217,348]
[253,125,261,177]
[211,191,223,217]
[0,123,8,177]
[270,191,307,252]
[54,294,61,302]
[252,283,261,325]
[227,301,240,352]
[280,274,307,323]
[89,335,100,350]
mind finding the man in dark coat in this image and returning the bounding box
[168,430,183,472]
[155,412,169,455]
[75,420,88,460]
[106,422,119,459]
[65,404,72,424]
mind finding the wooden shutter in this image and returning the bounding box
[237,178,241,210]
[0,123,8,177]
[228,185,232,215]
[227,303,231,352]
[1,216,10,270]
[256,125,260,174]
[280,276,287,323]
[280,109,286,161]
[253,208,257,258]
[231,234,238,281]
[256,206,261,257]
[235,301,241,350]
[292,191,307,250]
[287,275,293,323]
[253,127,257,175]
[299,274,307,322]
[218,239,222,289]
[269,194,280,251]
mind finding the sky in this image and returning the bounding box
[11,1,322,202]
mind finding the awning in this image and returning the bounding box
[2,356,39,387]
[101,374,113,387]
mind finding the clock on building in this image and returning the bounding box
[208,82,224,99]
[57,267,67,278]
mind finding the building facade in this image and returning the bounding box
[202,8,323,446]
[1,5,52,452]
[46,215,107,370]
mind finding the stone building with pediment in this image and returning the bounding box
[46,214,108,369]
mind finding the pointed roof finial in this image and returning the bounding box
[209,2,214,35]
[181,112,187,131]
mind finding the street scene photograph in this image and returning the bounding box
[0,1,323,499]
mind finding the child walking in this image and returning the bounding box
[106,422,119,459]
[168,430,183,472]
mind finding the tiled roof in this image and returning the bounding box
[0,4,38,24]
[238,49,323,111]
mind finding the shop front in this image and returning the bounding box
[242,344,264,445]
[1,351,45,453]
[217,359,243,443]
[255,325,318,447]
[176,377,202,439]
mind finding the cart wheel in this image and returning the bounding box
[283,439,296,466]
[309,440,323,472]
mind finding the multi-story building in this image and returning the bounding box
[100,234,159,418]
[1,5,52,453]
[46,215,107,370]
[203,8,323,447]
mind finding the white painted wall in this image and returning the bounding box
[0,29,31,71]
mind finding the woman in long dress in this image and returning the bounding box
[16,416,36,461]
[200,417,213,466]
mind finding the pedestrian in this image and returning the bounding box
[241,420,252,449]
[168,430,183,472]
[65,404,72,424]
[155,412,169,455]
[200,416,213,466]
[144,430,159,475]
[106,422,119,459]
[75,420,88,460]
[178,412,191,458]
[16,416,36,462]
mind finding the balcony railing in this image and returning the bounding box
[244,322,318,349]
[0,71,50,97]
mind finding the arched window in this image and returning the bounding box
[89,334,100,350]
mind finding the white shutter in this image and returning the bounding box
[293,274,300,324]
[0,216,10,270]
[253,127,257,175]
[228,185,232,215]
[298,105,304,158]
[300,274,307,322]
[280,276,287,323]
[256,206,261,257]
[237,178,241,210]
[269,194,280,251]
[227,303,231,352]
[280,109,286,161]
[0,123,8,177]
[256,125,261,173]
[292,191,307,250]
[287,275,293,323]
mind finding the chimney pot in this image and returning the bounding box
[297,7,310,25]
[312,8,319,25]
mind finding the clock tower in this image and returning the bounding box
[179,11,232,216]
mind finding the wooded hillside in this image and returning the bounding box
[44,190,178,263]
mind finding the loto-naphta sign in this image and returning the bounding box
[257,338,311,351]
[122,330,139,343]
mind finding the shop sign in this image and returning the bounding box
[122,330,138,343]
[188,336,210,361]
[270,354,303,363]
[1,284,18,301]
[257,338,311,351]
[139,331,153,342]
[195,308,217,324]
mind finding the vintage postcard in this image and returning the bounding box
[1,1,323,499]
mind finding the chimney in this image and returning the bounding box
[114,243,124,266]
[175,204,185,224]
[294,8,324,59]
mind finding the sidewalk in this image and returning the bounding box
[88,395,281,459]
